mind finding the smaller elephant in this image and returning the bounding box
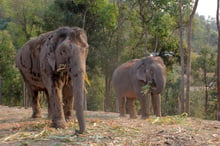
[112,56,166,119]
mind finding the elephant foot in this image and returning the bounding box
[51,120,67,129]
[64,111,73,121]
[47,112,52,119]
[32,113,42,118]
[65,116,74,122]
[130,115,138,119]
[155,114,161,117]
[119,114,127,117]
[47,114,52,119]
[155,113,161,117]
[141,116,149,120]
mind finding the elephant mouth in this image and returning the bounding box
[147,79,156,87]
[141,79,156,94]
[56,64,68,73]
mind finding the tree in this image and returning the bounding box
[0,30,22,105]
[186,0,199,114]
[216,0,220,120]
[1,0,50,48]
[192,48,216,115]
[137,0,154,55]
[178,0,185,114]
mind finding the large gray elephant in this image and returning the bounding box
[16,26,88,134]
[112,56,166,119]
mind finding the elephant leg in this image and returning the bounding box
[63,83,74,121]
[127,98,137,119]
[28,89,42,118]
[151,93,161,116]
[24,81,42,118]
[139,94,149,119]
[47,81,66,128]
[119,97,126,117]
[45,90,52,118]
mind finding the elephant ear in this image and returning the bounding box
[46,28,68,71]
[136,61,147,82]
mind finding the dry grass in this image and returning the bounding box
[0,105,219,145]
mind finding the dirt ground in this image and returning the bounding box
[0,105,219,146]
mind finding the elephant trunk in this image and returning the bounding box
[72,72,85,134]
[151,66,166,94]
[69,49,86,134]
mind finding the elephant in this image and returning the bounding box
[112,56,166,119]
[16,26,89,134]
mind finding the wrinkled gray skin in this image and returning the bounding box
[16,27,88,134]
[112,56,166,119]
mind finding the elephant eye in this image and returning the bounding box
[60,48,67,56]
[62,49,66,54]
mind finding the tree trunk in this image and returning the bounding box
[116,1,122,64]
[186,0,199,115]
[137,0,154,56]
[216,0,220,120]
[145,26,149,56]
[104,75,112,112]
[23,81,29,109]
[204,67,209,113]
[178,0,185,114]
[82,8,88,30]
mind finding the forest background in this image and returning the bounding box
[0,0,218,120]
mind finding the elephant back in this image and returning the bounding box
[112,60,139,98]
[15,31,54,90]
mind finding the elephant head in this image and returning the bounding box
[45,27,88,134]
[135,56,166,94]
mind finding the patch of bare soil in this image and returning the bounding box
[0,105,219,146]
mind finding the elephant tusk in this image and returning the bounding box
[82,72,90,94]
[84,86,88,94]
[84,72,91,86]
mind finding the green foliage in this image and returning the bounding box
[0,18,10,30]
[147,113,188,125]
[0,30,22,105]
[0,0,49,48]
[87,67,105,111]
[6,22,27,48]
[95,0,116,29]
[192,47,216,85]
[190,42,217,120]
[205,89,218,119]
[43,0,84,30]
[190,90,206,118]
[189,88,218,120]
[162,64,181,115]
[141,84,151,94]
[193,15,218,52]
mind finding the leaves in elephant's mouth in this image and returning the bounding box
[141,84,151,94]
[57,64,67,72]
